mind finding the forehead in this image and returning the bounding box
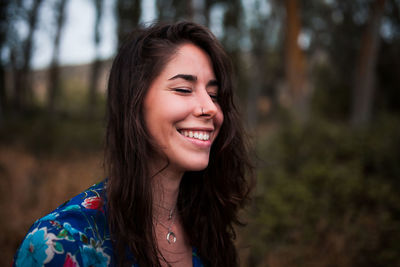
[159,43,216,79]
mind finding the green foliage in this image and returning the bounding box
[245,116,400,266]
[0,110,105,156]
[311,62,352,121]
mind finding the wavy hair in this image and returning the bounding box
[105,21,253,267]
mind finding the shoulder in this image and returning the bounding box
[192,247,204,267]
[13,181,114,267]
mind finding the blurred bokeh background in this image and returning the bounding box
[1,0,400,266]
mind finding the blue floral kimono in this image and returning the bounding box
[13,181,204,267]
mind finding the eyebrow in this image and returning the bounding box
[168,74,219,87]
[168,74,197,82]
[207,79,219,87]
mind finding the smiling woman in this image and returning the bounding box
[13,21,253,267]
[144,43,224,173]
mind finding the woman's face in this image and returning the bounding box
[143,43,224,174]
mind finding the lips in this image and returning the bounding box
[178,129,211,141]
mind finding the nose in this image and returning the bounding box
[195,89,219,118]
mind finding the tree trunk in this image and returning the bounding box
[246,52,263,131]
[0,65,4,127]
[283,0,309,121]
[204,0,213,27]
[117,0,141,48]
[88,0,103,118]
[14,0,43,112]
[350,0,386,127]
[156,0,173,21]
[172,0,194,21]
[47,0,68,115]
[0,0,9,126]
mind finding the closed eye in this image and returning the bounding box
[209,94,218,102]
[174,88,192,93]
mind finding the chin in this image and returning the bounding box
[183,159,210,172]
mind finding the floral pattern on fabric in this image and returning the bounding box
[13,181,204,267]
[63,253,79,267]
[15,227,58,266]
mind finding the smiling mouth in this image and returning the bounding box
[178,130,211,141]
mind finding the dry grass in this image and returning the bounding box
[0,145,104,266]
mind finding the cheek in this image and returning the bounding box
[214,108,224,135]
[169,103,194,122]
[144,99,193,138]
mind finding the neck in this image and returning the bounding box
[151,166,184,221]
[150,163,191,249]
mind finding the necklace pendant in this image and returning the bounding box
[166,231,177,244]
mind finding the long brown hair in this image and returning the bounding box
[105,21,253,266]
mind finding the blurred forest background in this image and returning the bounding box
[1,0,400,266]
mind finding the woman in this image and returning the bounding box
[13,21,253,267]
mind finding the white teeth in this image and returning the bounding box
[180,130,210,141]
